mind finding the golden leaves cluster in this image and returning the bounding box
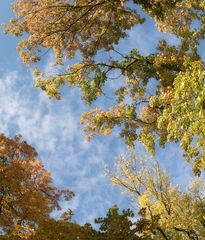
[108,151,205,239]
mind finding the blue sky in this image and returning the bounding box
[0,2,194,224]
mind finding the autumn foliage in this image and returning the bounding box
[109,151,205,240]
[0,134,74,239]
[4,0,205,174]
[1,0,205,239]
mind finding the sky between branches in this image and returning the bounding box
[0,1,201,224]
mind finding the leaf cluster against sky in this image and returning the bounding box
[0,0,204,225]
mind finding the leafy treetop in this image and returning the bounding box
[108,151,205,240]
[0,134,74,239]
[4,0,205,174]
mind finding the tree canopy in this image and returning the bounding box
[1,1,205,239]
[1,204,148,240]
[4,0,205,174]
[109,151,205,240]
[0,134,74,239]
[1,133,205,239]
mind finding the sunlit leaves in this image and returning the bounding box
[108,151,205,239]
[4,0,144,64]
[157,60,205,175]
[5,0,205,173]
